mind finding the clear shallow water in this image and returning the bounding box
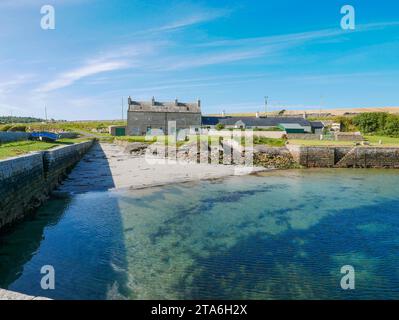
[1,169,399,299]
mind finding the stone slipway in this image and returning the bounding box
[0,288,51,300]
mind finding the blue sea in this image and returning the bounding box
[1,169,399,300]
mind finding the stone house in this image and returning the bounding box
[127,97,202,136]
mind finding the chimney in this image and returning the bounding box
[128,96,132,105]
[303,111,307,119]
[151,96,155,106]
[174,98,178,106]
[197,98,201,108]
[221,110,225,117]
[255,111,260,118]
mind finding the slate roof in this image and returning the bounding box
[201,116,225,126]
[215,116,311,127]
[279,123,306,129]
[128,99,201,113]
[309,121,324,129]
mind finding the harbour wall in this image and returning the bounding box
[287,145,399,168]
[0,140,94,229]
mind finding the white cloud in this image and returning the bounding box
[36,61,129,93]
[124,8,228,38]
[35,44,156,93]
[0,74,36,96]
[199,21,399,48]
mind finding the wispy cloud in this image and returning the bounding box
[199,21,399,48]
[35,44,156,92]
[154,47,277,71]
[124,8,228,38]
[36,61,129,93]
[0,74,36,95]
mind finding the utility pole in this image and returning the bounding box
[45,105,48,122]
[121,97,124,121]
[319,95,324,118]
[264,96,269,117]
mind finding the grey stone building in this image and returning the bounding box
[127,97,202,136]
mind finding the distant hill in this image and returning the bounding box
[0,116,45,124]
[207,107,399,118]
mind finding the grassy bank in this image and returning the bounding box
[288,136,399,147]
[0,138,90,160]
[287,139,355,146]
[364,135,399,146]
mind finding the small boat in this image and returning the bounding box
[30,131,60,142]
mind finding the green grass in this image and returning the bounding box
[364,135,399,146]
[0,138,91,159]
[288,135,399,147]
[253,136,286,147]
[27,120,126,132]
[236,136,286,147]
[287,139,356,146]
[0,141,60,159]
[115,134,221,148]
[114,136,157,143]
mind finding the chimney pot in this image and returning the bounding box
[151,96,155,106]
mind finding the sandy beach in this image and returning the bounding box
[58,143,266,193]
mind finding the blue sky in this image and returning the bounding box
[1,0,399,120]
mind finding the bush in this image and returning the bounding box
[0,125,12,131]
[215,123,225,131]
[383,115,399,137]
[333,116,356,132]
[352,112,388,134]
[8,125,27,132]
[352,112,399,137]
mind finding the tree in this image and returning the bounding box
[352,112,387,134]
[384,115,399,137]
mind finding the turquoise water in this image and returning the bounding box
[1,169,399,299]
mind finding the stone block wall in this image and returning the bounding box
[287,134,321,140]
[127,111,201,136]
[287,145,399,168]
[334,133,364,141]
[0,140,94,229]
[334,147,399,168]
[0,153,46,228]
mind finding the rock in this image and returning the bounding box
[145,142,167,158]
[253,147,298,169]
[124,142,148,155]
